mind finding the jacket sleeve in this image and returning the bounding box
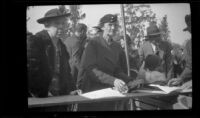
[27,35,42,76]
[180,40,192,80]
[79,41,116,86]
[27,35,48,97]
[114,49,133,83]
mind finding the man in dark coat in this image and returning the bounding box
[64,23,87,87]
[139,24,165,73]
[168,14,192,86]
[168,14,192,109]
[77,14,135,111]
[135,24,177,109]
[27,8,76,98]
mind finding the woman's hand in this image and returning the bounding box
[114,79,128,93]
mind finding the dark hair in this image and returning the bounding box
[144,54,162,71]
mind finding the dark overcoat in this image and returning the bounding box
[77,36,132,93]
[27,30,75,97]
[77,36,132,111]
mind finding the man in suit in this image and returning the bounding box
[77,14,138,111]
[139,24,165,73]
[64,23,87,87]
[139,24,163,63]
[135,24,177,109]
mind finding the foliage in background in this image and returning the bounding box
[159,15,171,43]
[118,4,157,48]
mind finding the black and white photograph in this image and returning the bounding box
[27,3,192,111]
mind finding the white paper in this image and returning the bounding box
[135,90,168,94]
[149,84,182,94]
[80,88,125,99]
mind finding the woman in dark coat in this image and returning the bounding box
[27,8,76,98]
[77,14,135,111]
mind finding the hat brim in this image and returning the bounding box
[93,26,103,32]
[145,32,162,38]
[183,27,189,31]
[37,13,71,24]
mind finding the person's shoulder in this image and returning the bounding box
[88,36,101,44]
[34,30,51,43]
[35,30,47,38]
[112,41,123,49]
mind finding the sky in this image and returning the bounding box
[27,4,191,45]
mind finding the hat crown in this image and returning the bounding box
[147,24,160,36]
[37,8,70,24]
[44,8,62,18]
[99,14,117,27]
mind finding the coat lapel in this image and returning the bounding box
[42,30,55,70]
[99,37,118,66]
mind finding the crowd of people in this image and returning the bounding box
[27,8,192,111]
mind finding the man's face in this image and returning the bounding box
[102,22,117,37]
[150,36,161,45]
[75,30,87,40]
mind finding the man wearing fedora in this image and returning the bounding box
[27,8,78,100]
[64,23,88,88]
[139,23,164,64]
[136,23,178,109]
[77,14,141,111]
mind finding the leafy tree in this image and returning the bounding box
[69,5,86,34]
[159,15,171,42]
[120,4,157,48]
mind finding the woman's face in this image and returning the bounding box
[49,18,66,37]
[102,22,117,38]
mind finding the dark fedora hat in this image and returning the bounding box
[146,24,161,37]
[37,8,71,24]
[183,14,191,31]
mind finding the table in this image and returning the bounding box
[28,89,191,108]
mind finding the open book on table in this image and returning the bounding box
[134,83,192,94]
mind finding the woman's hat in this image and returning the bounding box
[92,26,103,32]
[98,14,118,28]
[37,8,71,24]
